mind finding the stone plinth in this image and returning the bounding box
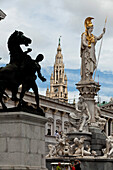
[67,132,92,146]
[76,81,100,99]
[46,157,113,170]
[0,111,48,170]
[89,126,106,155]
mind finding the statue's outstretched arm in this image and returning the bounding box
[35,62,46,82]
[37,68,46,82]
[96,28,106,40]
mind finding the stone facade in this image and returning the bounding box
[1,90,113,149]
[46,37,68,103]
[100,103,113,136]
[1,90,75,154]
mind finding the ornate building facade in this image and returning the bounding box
[46,37,68,103]
[1,90,113,154]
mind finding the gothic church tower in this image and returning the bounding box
[46,37,68,102]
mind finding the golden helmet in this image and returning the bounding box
[84,17,94,29]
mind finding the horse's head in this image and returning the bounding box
[8,30,32,52]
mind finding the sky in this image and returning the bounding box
[0,0,113,103]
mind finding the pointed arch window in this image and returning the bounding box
[60,70,61,75]
[56,70,58,80]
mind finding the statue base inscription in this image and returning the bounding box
[0,111,48,170]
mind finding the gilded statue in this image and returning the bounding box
[80,17,105,81]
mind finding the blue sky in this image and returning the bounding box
[0,0,113,102]
[39,67,113,103]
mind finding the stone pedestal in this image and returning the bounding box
[67,132,92,147]
[89,126,106,155]
[0,111,48,170]
[76,80,106,155]
[46,157,113,170]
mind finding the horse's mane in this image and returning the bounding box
[7,30,31,64]
[8,31,24,57]
[7,30,23,49]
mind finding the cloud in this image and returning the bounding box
[39,87,46,96]
[68,91,79,103]
[0,0,112,70]
[0,0,113,103]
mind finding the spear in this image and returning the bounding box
[94,17,107,81]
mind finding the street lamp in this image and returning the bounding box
[0,9,6,20]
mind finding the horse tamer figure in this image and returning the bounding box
[0,30,46,114]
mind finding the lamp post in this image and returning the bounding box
[0,9,6,20]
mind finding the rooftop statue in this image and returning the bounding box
[0,30,46,115]
[80,17,105,82]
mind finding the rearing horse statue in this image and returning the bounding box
[8,30,32,65]
[0,30,46,113]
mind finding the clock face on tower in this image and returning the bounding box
[54,88,58,93]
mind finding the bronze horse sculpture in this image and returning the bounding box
[0,30,46,113]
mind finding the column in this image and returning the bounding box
[45,122,48,135]
[61,112,65,132]
[106,119,108,136]
[44,112,47,135]
[53,110,57,135]
[110,119,112,135]
[54,68,56,82]
[44,107,49,135]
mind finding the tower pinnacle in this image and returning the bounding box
[46,37,68,103]
[59,36,62,45]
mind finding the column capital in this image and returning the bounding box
[53,109,58,114]
[43,107,49,112]
[62,112,66,116]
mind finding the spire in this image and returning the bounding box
[46,87,49,93]
[64,74,67,81]
[57,36,62,52]
[56,36,63,64]
[59,36,61,45]
[46,36,68,103]
[46,87,50,97]
[51,72,54,80]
